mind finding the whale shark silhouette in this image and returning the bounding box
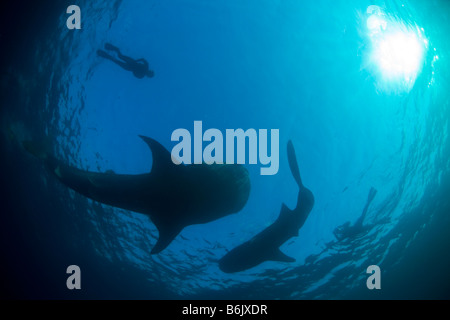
[23,135,250,254]
[218,140,314,273]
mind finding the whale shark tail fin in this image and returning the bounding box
[287,140,303,188]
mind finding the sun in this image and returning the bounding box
[364,5,427,93]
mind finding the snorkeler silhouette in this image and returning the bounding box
[333,187,377,241]
[97,43,154,79]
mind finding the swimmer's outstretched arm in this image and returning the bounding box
[135,58,149,67]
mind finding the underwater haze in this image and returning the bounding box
[1,0,449,299]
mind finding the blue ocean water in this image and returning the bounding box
[0,0,449,299]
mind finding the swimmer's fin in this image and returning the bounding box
[97,49,113,60]
[104,43,119,51]
[368,187,378,202]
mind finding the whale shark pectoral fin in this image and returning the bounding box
[271,249,296,263]
[138,135,176,174]
[151,220,183,254]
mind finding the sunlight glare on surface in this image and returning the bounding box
[365,5,427,93]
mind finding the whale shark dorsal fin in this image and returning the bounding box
[151,219,183,254]
[271,248,295,263]
[139,135,175,174]
[277,203,291,222]
[287,140,303,188]
[280,203,290,216]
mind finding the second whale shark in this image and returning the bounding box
[219,140,314,273]
[24,135,250,254]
